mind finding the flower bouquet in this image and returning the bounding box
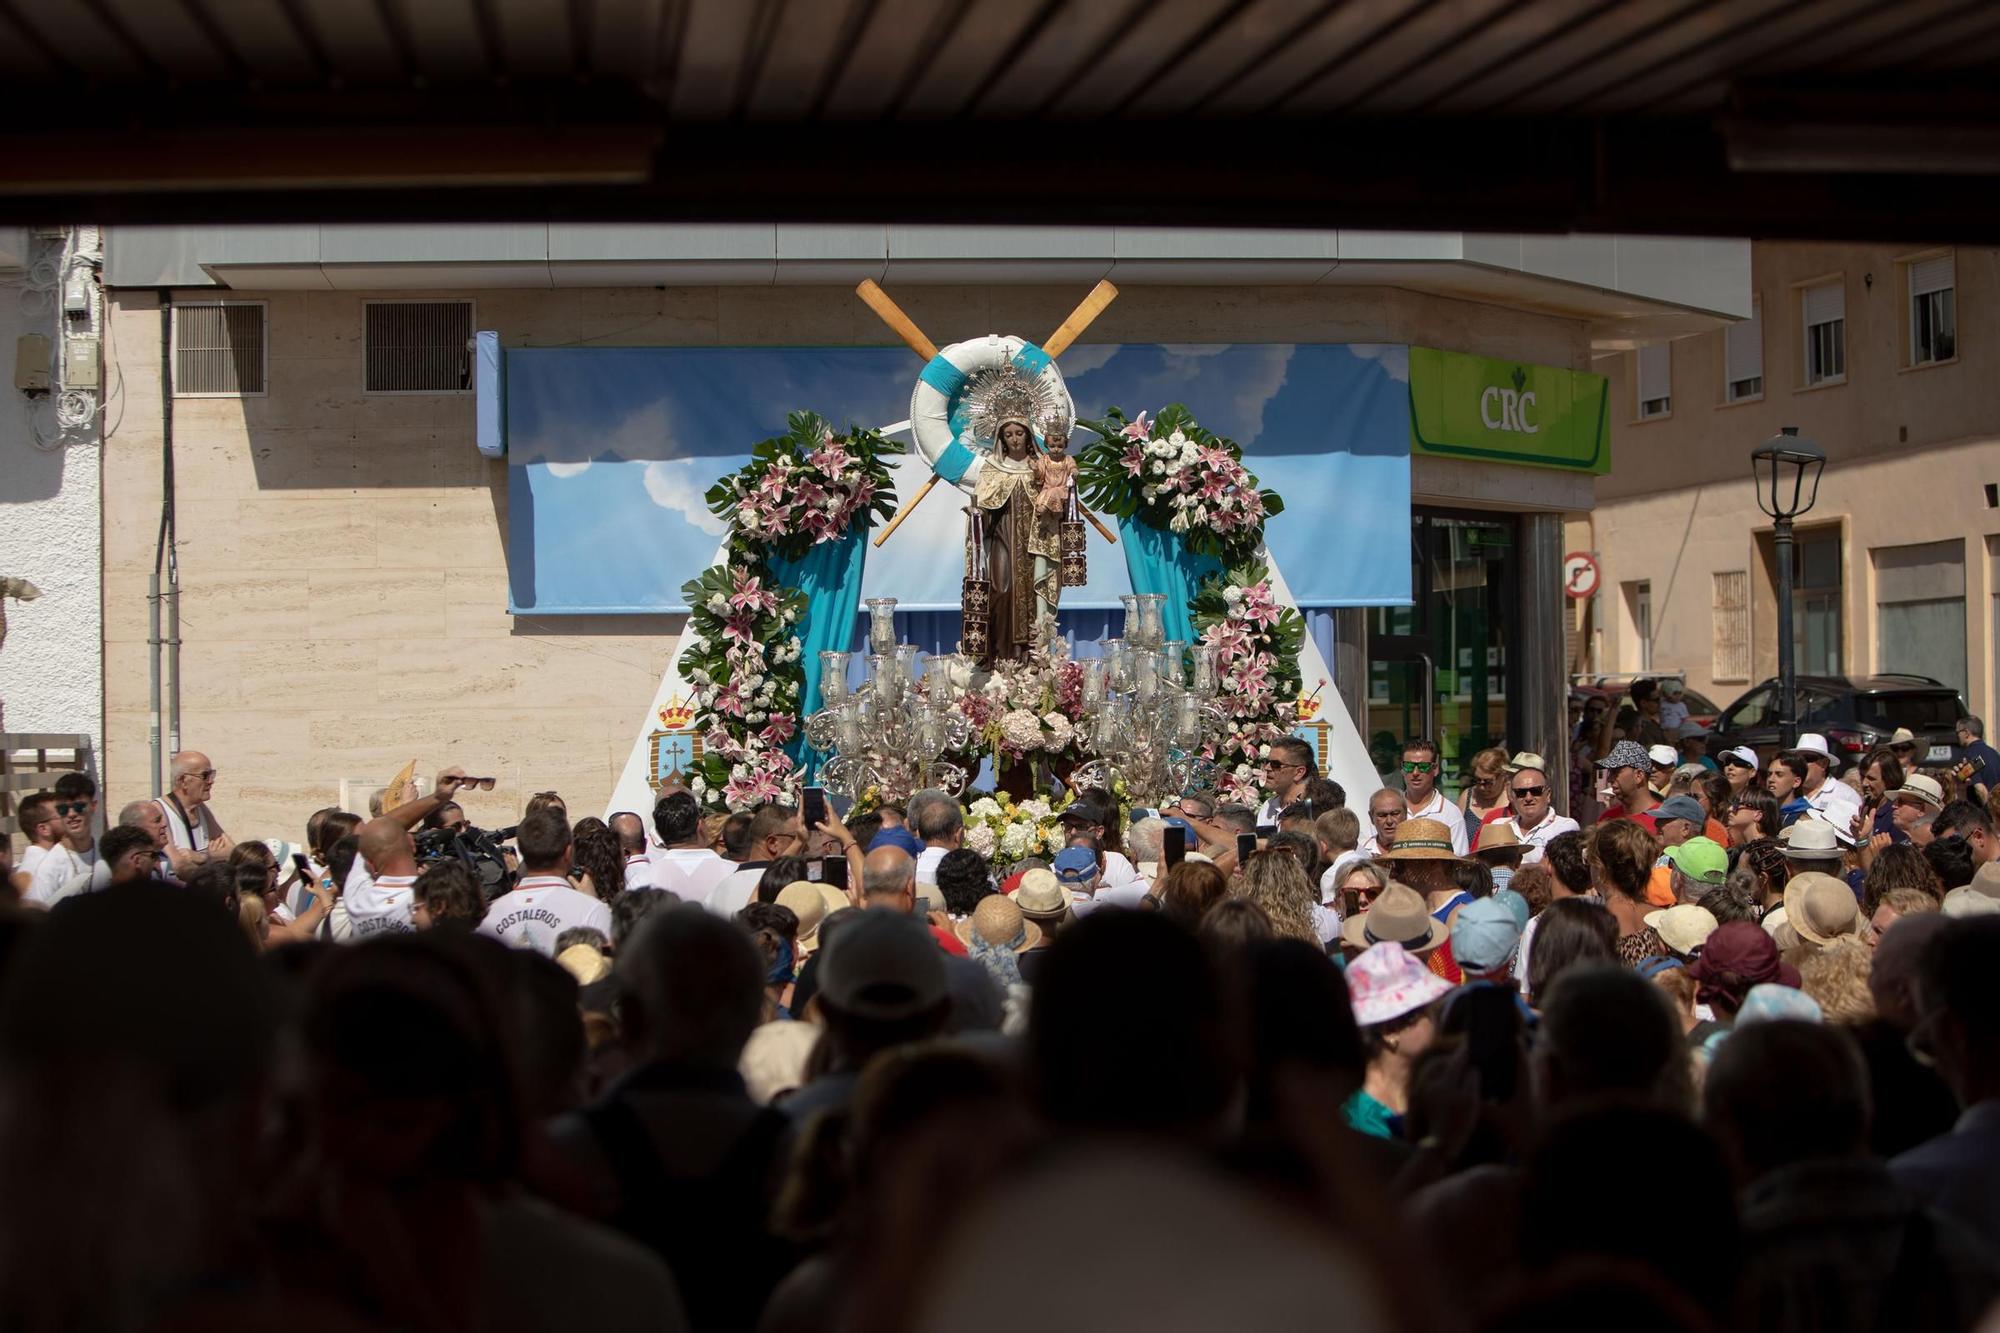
[1074,405,1283,566]
[961,791,1068,868]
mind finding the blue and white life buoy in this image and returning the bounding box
[908,334,1075,494]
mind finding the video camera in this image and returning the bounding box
[414,822,518,902]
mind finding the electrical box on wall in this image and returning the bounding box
[13,333,50,392]
[64,336,100,388]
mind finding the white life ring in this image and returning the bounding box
[908,334,1075,495]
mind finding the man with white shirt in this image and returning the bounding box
[610,810,657,893]
[705,802,809,917]
[1795,733,1864,827]
[346,817,425,939]
[1255,738,1315,828]
[12,793,66,900]
[480,808,613,954]
[154,750,232,874]
[1057,796,1141,887]
[1360,789,1405,857]
[908,788,964,887]
[1399,737,1468,855]
[649,791,732,903]
[1495,760,1579,864]
[26,773,100,905]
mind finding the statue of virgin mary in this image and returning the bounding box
[968,415,1068,666]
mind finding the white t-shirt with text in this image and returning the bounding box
[480,875,613,954]
[345,858,418,939]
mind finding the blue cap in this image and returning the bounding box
[1490,887,1532,933]
[1052,846,1100,885]
[867,827,924,857]
[1162,816,1198,839]
[1448,897,1522,974]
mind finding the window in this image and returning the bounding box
[1909,254,1956,366]
[172,302,266,396]
[1722,685,1775,731]
[1802,280,1845,386]
[364,300,474,393]
[1712,570,1750,681]
[1636,343,1671,419]
[1875,539,1967,699]
[1624,579,1653,672]
[1794,529,1843,675]
[1725,298,1763,402]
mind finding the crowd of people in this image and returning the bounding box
[4,709,2000,1333]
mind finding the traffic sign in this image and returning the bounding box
[1562,552,1600,600]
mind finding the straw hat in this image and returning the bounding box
[1347,941,1452,1027]
[1339,881,1445,953]
[776,880,848,949]
[556,943,611,986]
[1780,819,1846,859]
[1781,871,1866,947]
[1893,774,1945,810]
[1472,821,1523,856]
[1376,818,1457,861]
[1012,867,1073,921]
[955,893,1041,953]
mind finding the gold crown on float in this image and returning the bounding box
[659,693,697,729]
[962,360,1070,448]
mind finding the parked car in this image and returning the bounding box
[1703,674,1966,769]
[1570,674,1723,730]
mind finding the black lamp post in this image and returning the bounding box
[1752,426,1826,748]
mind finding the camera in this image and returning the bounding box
[414,822,518,902]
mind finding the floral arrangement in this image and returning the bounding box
[1075,404,1305,808]
[1074,405,1283,565]
[681,412,901,808]
[962,791,1068,866]
[1192,566,1307,805]
[948,642,1087,766]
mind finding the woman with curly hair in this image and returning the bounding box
[1239,849,1323,950]
[1861,841,1944,916]
[1589,819,1669,964]
[568,819,629,905]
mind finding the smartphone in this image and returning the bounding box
[291,852,313,880]
[1164,825,1186,868]
[1255,824,1278,841]
[1236,832,1257,865]
[821,855,849,893]
[802,785,827,831]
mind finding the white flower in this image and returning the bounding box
[1179,441,1198,464]
[1223,587,1243,605]
[731,763,750,780]
[1000,709,1044,749]
[969,797,1003,821]
[1167,430,1188,448]
[1151,461,1167,476]
[965,824,998,858]
[1018,798,1052,821]
[783,608,798,624]
[743,673,764,690]
[689,668,711,685]
[747,709,766,723]
[1143,484,1160,501]
[707,594,728,612]
[691,775,709,793]
[1235,763,1253,779]
[1169,511,1190,533]
[999,822,1035,859]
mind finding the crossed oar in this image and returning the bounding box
[856,278,1122,549]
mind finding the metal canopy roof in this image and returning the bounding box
[3,0,1998,238]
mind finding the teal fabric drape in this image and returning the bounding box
[1118,518,1221,645]
[770,530,867,773]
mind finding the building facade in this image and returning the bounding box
[71,225,1745,837]
[1584,241,2000,722]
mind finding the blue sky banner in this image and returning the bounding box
[504,343,1412,613]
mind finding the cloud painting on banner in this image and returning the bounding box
[504,343,1411,613]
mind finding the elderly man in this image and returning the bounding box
[908,788,964,888]
[154,750,232,873]
[704,802,808,917]
[609,810,657,893]
[861,845,966,955]
[1494,757,1578,865]
[1361,788,1406,856]
[1959,717,2000,802]
[1794,734,1865,828]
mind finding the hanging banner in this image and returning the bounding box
[1408,346,1610,473]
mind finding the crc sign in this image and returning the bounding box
[1478,367,1538,435]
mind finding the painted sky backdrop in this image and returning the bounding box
[505,342,1412,613]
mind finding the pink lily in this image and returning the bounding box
[1121,411,1152,441]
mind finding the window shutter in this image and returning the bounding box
[1637,343,1670,402]
[1725,299,1762,385]
[1712,570,1750,682]
[365,301,475,392]
[1802,281,1844,326]
[173,303,266,395]
[1910,254,1954,297]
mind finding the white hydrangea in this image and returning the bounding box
[783,607,799,623]
[999,821,1036,860]
[965,824,998,858]
[688,668,711,685]
[743,674,765,691]
[999,709,1044,749]
[1017,798,1052,821]
[969,797,1003,821]
[1223,586,1243,605]
[1041,711,1074,746]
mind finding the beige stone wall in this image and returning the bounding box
[103,282,1590,838]
[1586,242,2000,717]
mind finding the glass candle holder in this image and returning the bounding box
[1119,593,1143,644]
[894,642,921,680]
[865,597,899,657]
[820,651,852,704]
[1080,658,1107,705]
[1136,594,1167,648]
[1189,644,1218,696]
[924,654,955,698]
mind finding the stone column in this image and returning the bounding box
[1518,513,1571,817]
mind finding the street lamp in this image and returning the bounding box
[1752,426,1826,748]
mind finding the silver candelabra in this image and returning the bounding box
[804,598,975,803]
[1069,594,1228,802]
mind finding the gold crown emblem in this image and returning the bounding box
[1295,682,1325,721]
[659,692,697,730]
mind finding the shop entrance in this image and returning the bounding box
[1365,510,1520,796]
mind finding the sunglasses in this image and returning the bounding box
[192,769,215,781]
[54,801,89,816]
[1402,760,1436,774]
[1510,785,1547,798]
[457,777,496,791]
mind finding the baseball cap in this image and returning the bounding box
[1597,740,1653,771]
[1052,846,1100,887]
[816,909,948,1020]
[1644,903,1719,957]
[1058,798,1106,825]
[1664,836,1728,886]
[1653,795,1707,828]
[1647,744,1680,769]
[1661,679,1685,696]
[1448,896,1521,974]
[1721,746,1760,770]
[1505,751,1547,774]
[867,826,924,857]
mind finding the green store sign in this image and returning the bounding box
[1408,346,1610,474]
